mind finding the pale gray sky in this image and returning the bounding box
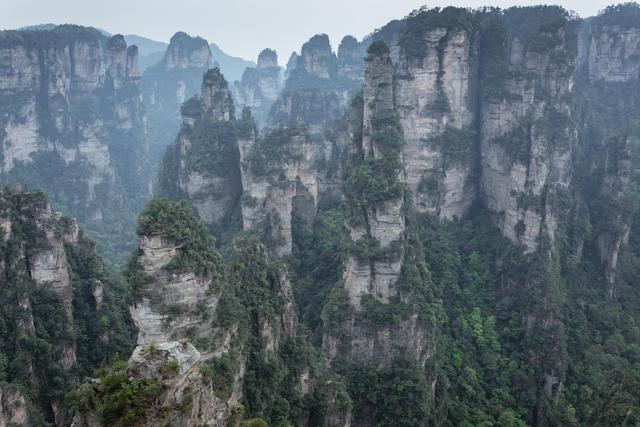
[0,0,619,62]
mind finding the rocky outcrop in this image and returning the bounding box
[321,43,437,384]
[267,34,364,205]
[130,233,229,350]
[299,34,336,79]
[201,69,234,121]
[239,123,317,258]
[0,187,135,425]
[343,44,404,309]
[396,25,476,220]
[71,340,233,427]
[0,190,78,373]
[158,68,242,235]
[235,48,283,124]
[163,32,212,71]
[142,32,214,170]
[586,20,640,82]
[72,200,316,426]
[337,36,363,81]
[0,384,30,427]
[128,201,238,357]
[108,200,242,427]
[284,52,299,78]
[574,8,640,300]
[0,26,150,261]
[478,10,576,254]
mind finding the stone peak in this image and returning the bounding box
[202,68,234,120]
[302,33,332,54]
[169,31,208,47]
[339,35,359,51]
[366,40,391,59]
[258,48,278,68]
[286,52,299,71]
[299,34,336,79]
[164,31,212,70]
[106,34,127,51]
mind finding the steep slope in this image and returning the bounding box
[0,187,134,425]
[71,198,346,427]
[575,4,640,301]
[36,4,639,426]
[0,25,150,264]
[317,42,440,426]
[141,32,213,169]
[234,48,284,125]
[286,5,640,426]
[239,120,317,258]
[266,34,364,205]
[158,68,243,242]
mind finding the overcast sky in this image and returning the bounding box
[1,0,619,61]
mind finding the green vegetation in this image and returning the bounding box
[503,6,577,53]
[400,7,475,59]
[335,358,432,426]
[245,127,306,179]
[343,110,404,224]
[67,357,163,427]
[135,198,222,276]
[430,126,477,164]
[186,118,241,178]
[492,112,533,164]
[0,24,151,268]
[366,40,389,58]
[0,189,135,424]
[0,25,103,49]
[237,106,258,140]
[594,2,640,29]
[180,96,203,118]
[222,236,324,425]
[6,6,640,427]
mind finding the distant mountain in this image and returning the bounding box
[20,23,111,36]
[210,42,255,82]
[16,24,254,79]
[124,34,167,71]
[124,34,167,55]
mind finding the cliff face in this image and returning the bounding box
[575,12,640,301]
[235,48,283,124]
[239,122,317,258]
[267,34,363,204]
[129,232,229,350]
[158,68,242,239]
[0,385,30,427]
[337,36,363,81]
[321,44,438,387]
[342,45,404,310]
[162,32,212,71]
[72,200,324,427]
[479,10,576,255]
[304,7,640,424]
[0,187,134,425]
[141,32,213,169]
[0,26,150,262]
[396,24,476,220]
[160,69,318,258]
[101,199,243,427]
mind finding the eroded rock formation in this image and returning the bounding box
[235,48,283,124]
[0,26,150,259]
[142,32,213,168]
